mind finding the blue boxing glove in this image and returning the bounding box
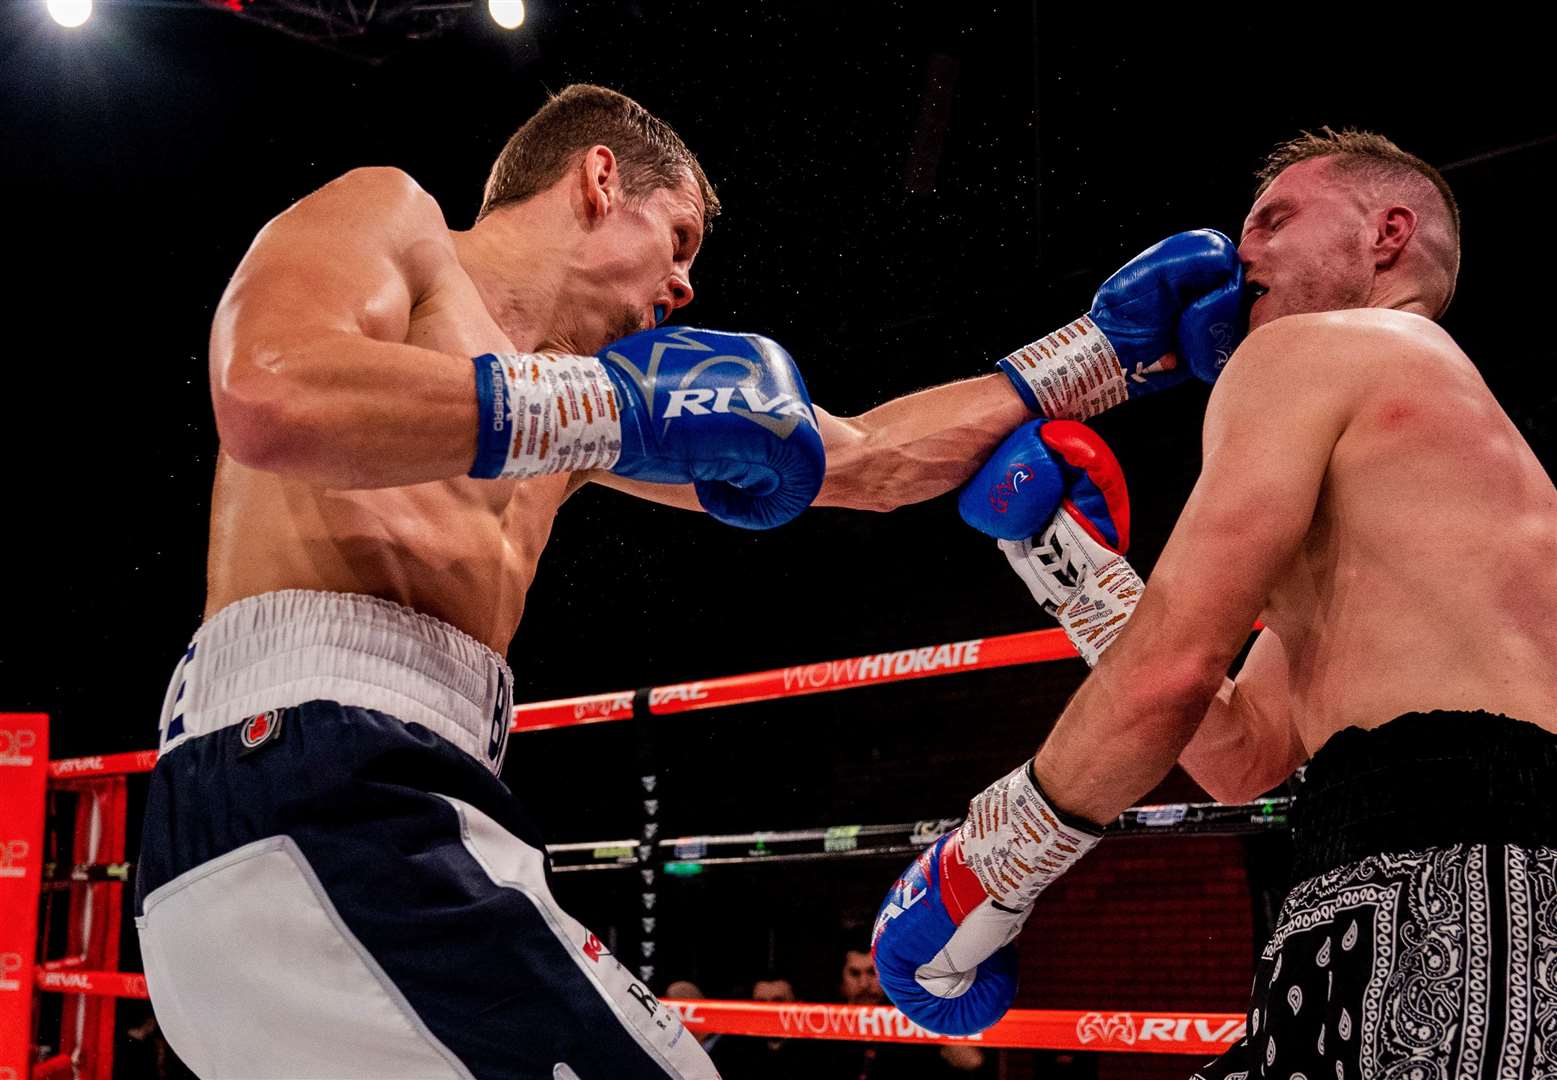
[998,230,1246,420]
[468,327,825,530]
[959,420,1141,667]
[956,419,1128,547]
[872,761,1104,1035]
[600,327,825,529]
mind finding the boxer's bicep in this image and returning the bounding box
[208,169,484,486]
[1180,629,1305,803]
[211,169,441,401]
[1136,319,1359,672]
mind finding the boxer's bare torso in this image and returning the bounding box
[207,169,597,650]
[1248,309,1557,750]
[1169,307,1557,804]
[206,429,563,655]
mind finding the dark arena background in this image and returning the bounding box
[4,2,1555,1077]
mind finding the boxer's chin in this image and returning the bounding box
[605,307,648,346]
[1247,289,1305,331]
[564,309,646,355]
[1247,293,1274,331]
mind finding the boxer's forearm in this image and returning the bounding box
[213,332,480,488]
[1030,580,1231,825]
[1032,661,1218,826]
[812,375,1033,510]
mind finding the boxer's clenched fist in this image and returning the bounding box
[998,230,1246,420]
[471,326,826,529]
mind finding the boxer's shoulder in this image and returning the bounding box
[286,166,444,225]
[1237,309,1455,371]
[225,168,455,346]
[1211,309,1461,422]
[255,167,454,271]
[1204,314,1370,441]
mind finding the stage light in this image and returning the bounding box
[47,0,93,28]
[489,0,525,30]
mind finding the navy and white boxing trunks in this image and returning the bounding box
[1193,710,1557,1080]
[133,590,716,1080]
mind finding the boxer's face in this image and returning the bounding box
[569,174,702,352]
[1239,158,1375,331]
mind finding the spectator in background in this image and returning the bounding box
[841,943,886,1007]
[818,929,988,1079]
[708,972,818,1078]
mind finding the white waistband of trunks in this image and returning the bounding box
[158,590,514,775]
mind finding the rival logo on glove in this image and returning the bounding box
[871,848,934,949]
[1208,320,1238,370]
[603,328,819,440]
[661,383,814,433]
[986,464,1033,514]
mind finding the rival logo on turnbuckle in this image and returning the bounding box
[238,710,283,756]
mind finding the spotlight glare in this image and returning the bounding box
[489,0,525,30]
[47,0,93,28]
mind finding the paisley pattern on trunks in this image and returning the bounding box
[1524,847,1557,1077]
[1191,844,1557,1080]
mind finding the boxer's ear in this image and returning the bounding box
[1372,205,1417,270]
[578,145,618,223]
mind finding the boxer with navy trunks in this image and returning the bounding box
[133,83,1245,1078]
[872,128,1557,1078]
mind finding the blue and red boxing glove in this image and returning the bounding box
[998,229,1245,419]
[876,426,1141,1036]
[872,761,1105,1036]
[957,419,1129,547]
[959,419,1142,667]
[470,327,826,530]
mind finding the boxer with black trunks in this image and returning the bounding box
[133,84,1244,1079]
[872,129,1557,1078]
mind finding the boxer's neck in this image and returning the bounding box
[452,194,575,353]
[1365,276,1440,321]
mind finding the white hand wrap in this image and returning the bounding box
[999,316,1129,420]
[912,763,1106,998]
[959,761,1104,911]
[999,508,1144,667]
[470,352,623,479]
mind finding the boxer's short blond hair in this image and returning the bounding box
[480,83,719,234]
[1257,127,1459,243]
